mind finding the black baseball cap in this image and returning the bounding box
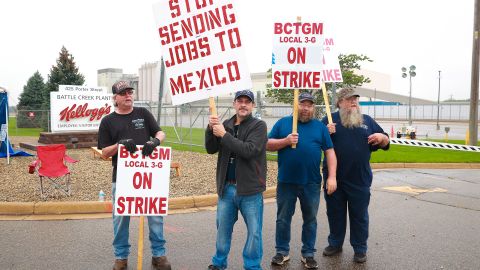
[234,90,254,102]
[299,92,315,103]
[112,81,134,94]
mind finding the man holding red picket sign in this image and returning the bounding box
[97,81,170,270]
[205,90,268,270]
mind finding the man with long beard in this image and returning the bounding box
[321,87,390,263]
[267,92,337,269]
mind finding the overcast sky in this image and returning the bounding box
[0,0,475,105]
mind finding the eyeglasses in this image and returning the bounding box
[117,89,134,96]
[235,98,252,105]
[343,96,359,103]
[299,101,314,108]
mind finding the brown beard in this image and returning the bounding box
[340,107,363,128]
[299,114,313,123]
[298,109,314,123]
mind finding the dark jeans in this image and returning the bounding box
[275,182,320,257]
[324,184,370,254]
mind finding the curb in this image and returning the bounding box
[1,163,479,216]
[370,163,480,169]
[0,187,276,216]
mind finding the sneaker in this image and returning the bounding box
[301,256,318,269]
[208,265,222,270]
[112,259,128,270]
[353,253,367,263]
[322,245,343,256]
[152,256,172,270]
[271,253,290,265]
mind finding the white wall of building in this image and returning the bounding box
[356,69,391,93]
[137,61,171,104]
[98,65,390,105]
[97,68,123,92]
[97,68,139,98]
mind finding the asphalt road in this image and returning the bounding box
[1,169,479,270]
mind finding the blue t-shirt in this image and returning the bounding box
[269,116,333,185]
[321,111,387,188]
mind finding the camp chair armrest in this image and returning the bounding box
[30,160,39,167]
[28,160,39,174]
[64,155,79,163]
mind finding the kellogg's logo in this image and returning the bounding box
[59,103,111,122]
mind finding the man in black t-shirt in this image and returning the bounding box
[97,81,170,270]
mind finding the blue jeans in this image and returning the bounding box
[211,184,264,270]
[275,182,320,257]
[112,183,166,259]
[324,184,370,254]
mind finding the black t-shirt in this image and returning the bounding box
[97,107,161,182]
[225,125,239,184]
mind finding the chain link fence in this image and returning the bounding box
[12,102,478,144]
[16,105,50,131]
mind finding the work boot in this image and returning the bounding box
[271,253,290,265]
[323,245,343,256]
[112,259,128,270]
[152,256,172,270]
[301,256,318,269]
[353,253,367,263]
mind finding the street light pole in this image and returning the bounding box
[437,70,441,130]
[402,65,416,126]
[409,74,412,125]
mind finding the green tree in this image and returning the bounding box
[16,71,45,128]
[41,46,85,130]
[18,71,45,109]
[266,53,372,105]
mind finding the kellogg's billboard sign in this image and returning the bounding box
[50,85,113,132]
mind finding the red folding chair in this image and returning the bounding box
[29,144,78,199]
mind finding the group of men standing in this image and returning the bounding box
[206,88,389,270]
[98,81,389,270]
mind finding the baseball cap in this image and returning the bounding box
[337,87,360,100]
[299,92,315,103]
[234,89,255,102]
[112,81,134,94]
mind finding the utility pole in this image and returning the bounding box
[470,0,479,145]
[436,71,441,130]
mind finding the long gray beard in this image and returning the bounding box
[340,107,363,128]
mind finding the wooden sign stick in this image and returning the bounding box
[291,15,302,149]
[137,216,145,270]
[292,89,299,148]
[321,82,333,124]
[209,97,217,117]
